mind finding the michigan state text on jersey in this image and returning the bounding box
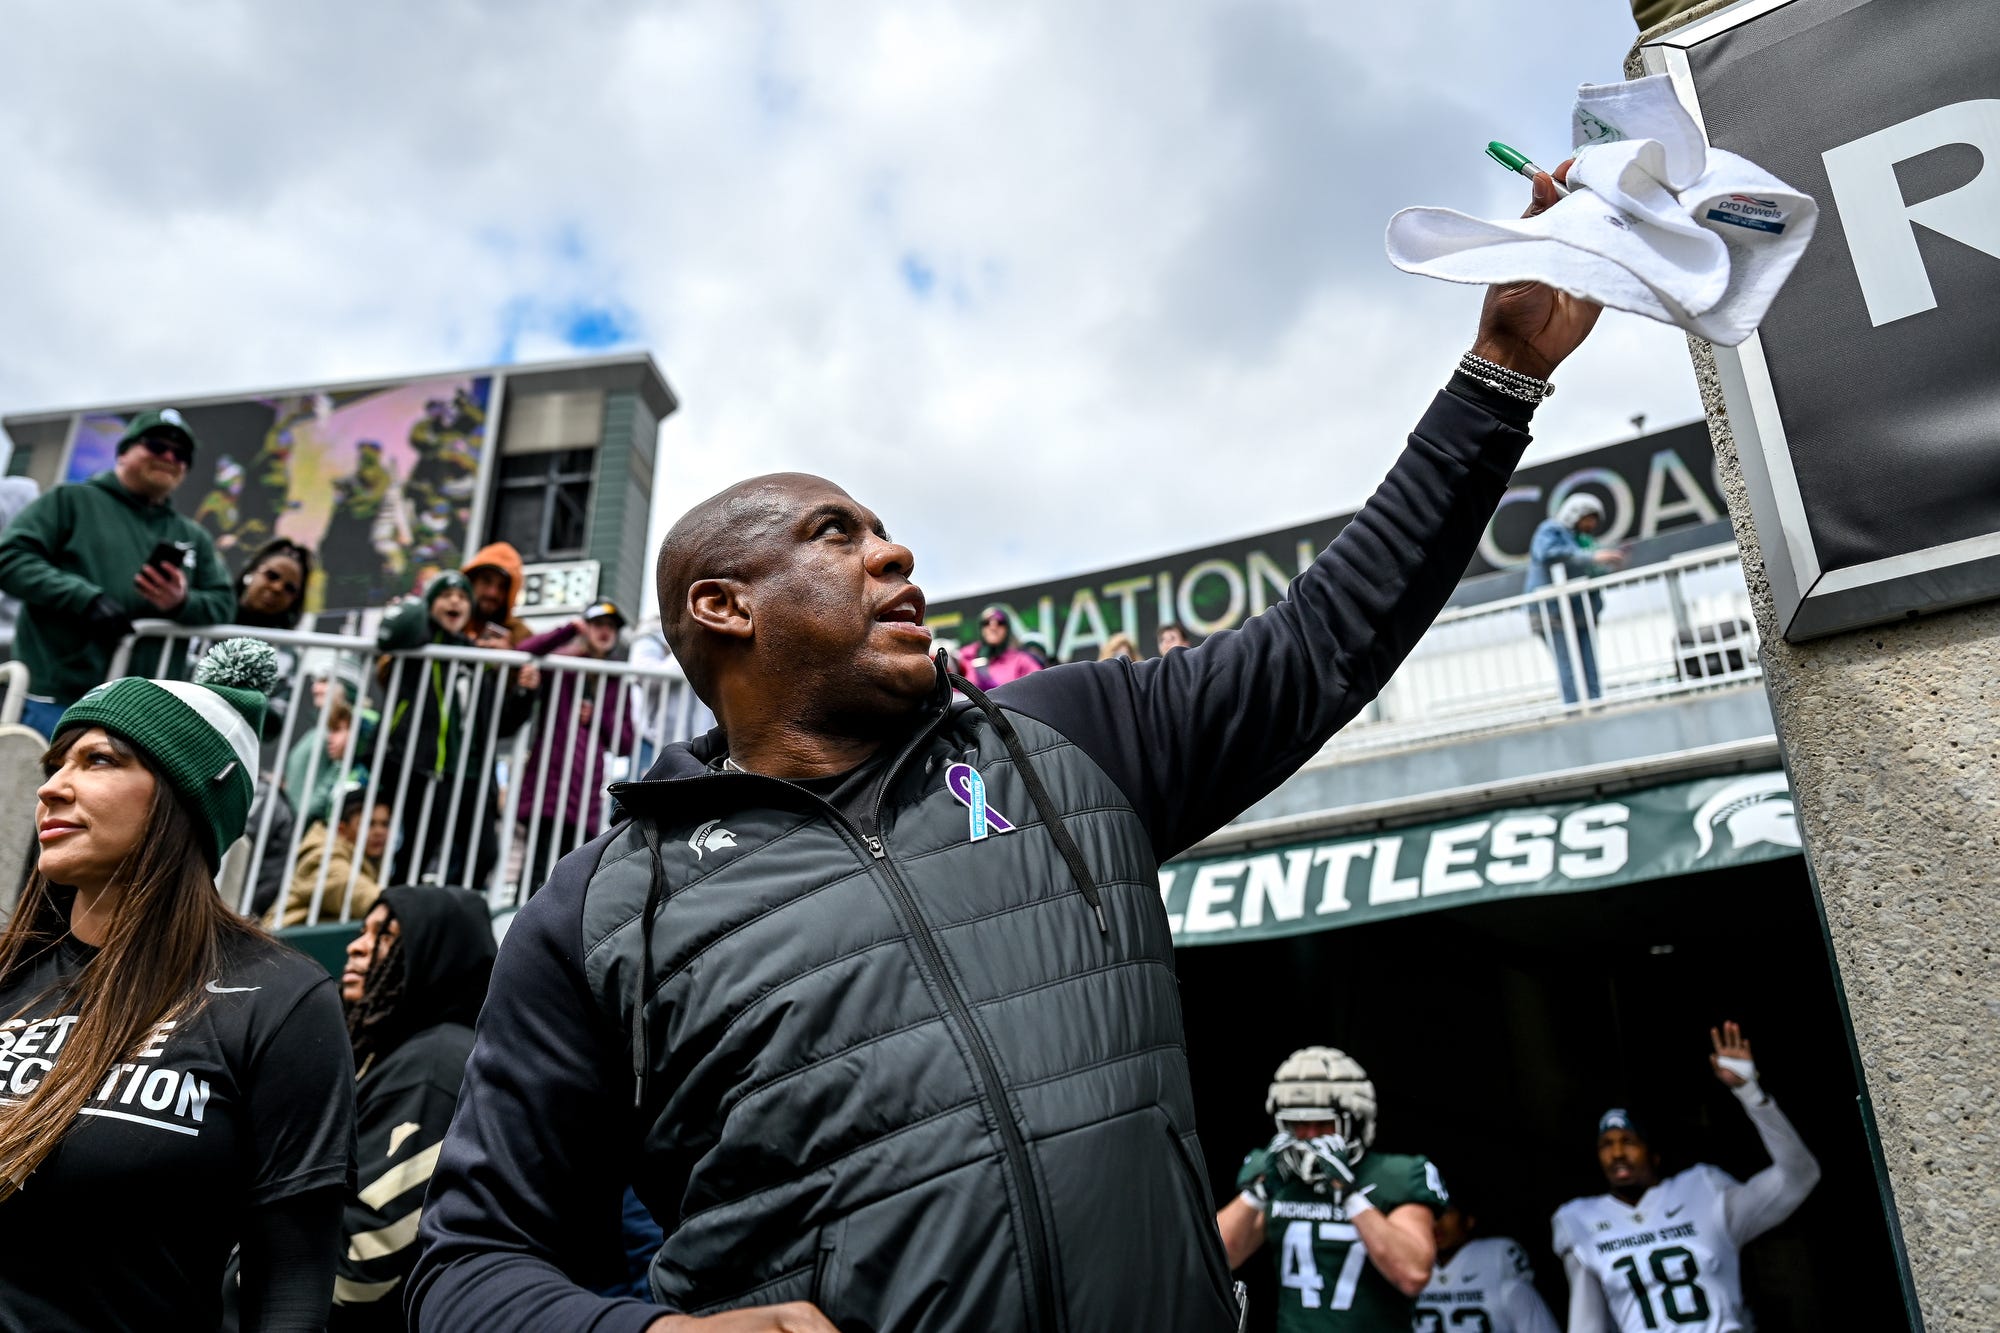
[1552,1025,1820,1333]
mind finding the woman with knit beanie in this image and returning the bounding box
[0,638,356,1331]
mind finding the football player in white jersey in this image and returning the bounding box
[1414,1200,1559,1333]
[1551,1022,1821,1333]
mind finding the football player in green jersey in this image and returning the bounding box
[1218,1048,1449,1331]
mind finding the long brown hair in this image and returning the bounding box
[0,728,260,1197]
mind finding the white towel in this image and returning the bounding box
[1385,75,1817,347]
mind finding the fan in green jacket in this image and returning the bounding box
[0,410,235,724]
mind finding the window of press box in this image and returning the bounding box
[492,448,596,562]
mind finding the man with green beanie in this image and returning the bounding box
[0,407,235,738]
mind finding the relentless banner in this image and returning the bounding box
[1164,770,1798,947]
[927,422,1724,659]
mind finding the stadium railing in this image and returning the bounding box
[1322,542,1760,759]
[89,545,1756,929]
[106,621,706,927]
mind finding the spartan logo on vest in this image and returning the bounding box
[1822,100,2000,326]
[688,819,738,861]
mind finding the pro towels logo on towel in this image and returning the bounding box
[1386,74,1819,346]
[1706,195,1789,234]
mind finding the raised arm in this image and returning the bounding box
[1710,1022,1821,1245]
[999,170,1596,856]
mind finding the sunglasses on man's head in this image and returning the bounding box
[140,434,193,465]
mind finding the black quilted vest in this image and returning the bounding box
[585,669,1239,1331]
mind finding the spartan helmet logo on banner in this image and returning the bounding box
[1692,773,1800,858]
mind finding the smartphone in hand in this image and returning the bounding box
[145,540,195,574]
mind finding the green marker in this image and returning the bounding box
[1486,140,1570,197]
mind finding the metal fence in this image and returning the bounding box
[77,548,1756,926]
[106,622,708,925]
[1324,543,1761,758]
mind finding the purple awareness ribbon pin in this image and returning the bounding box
[946,763,1015,838]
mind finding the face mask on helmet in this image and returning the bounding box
[1269,1128,1356,1192]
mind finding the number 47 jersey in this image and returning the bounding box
[1552,1165,1746,1333]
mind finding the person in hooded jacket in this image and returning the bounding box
[445,541,541,888]
[954,605,1045,690]
[332,886,496,1329]
[1523,494,1626,704]
[376,572,476,884]
[510,602,637,891]
[0,410,235,736]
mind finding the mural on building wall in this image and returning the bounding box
[66,375,494,612]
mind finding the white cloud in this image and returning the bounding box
[0,0,1700,609]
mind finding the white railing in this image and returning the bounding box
[105,622,710,925]
[1323,543,1761,759]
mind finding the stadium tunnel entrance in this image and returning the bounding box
[1176,855,1913,1332]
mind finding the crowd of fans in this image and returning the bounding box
[0,406,1232,1330]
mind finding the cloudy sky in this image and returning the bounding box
[0,0,1701,607]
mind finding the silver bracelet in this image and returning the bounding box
[1460,352,1554,404]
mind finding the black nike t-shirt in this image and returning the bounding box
[0,927,356,1332]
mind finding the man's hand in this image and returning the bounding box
[646,1302,839,1332]
[83,594,135,644]
[516,662,542,692]
[1472,161,1602,380]
[1710,1020,1757,1088]
[133,562,189,613]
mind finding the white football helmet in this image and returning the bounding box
[1265,1046,1377,1163]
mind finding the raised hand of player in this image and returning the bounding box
[1709,1020,1756,1087]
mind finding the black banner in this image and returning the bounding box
[927,422,1725,660]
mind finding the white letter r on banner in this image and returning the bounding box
[1822,99,2000,326]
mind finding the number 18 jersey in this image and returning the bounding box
[1551,1165,1746,1333]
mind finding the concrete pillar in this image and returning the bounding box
[1629,12,1998,1329]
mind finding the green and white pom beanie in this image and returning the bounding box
[58,638,280,872]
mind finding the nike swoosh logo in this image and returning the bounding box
[1665,1206,1684,1218]
[206,981,261,994]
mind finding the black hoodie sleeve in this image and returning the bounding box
[997,376,1534,859]
[406,849,660,1333]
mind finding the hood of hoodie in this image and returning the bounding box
[462,541,525,611]
[87,469,174,512]
[378,886,495,1034]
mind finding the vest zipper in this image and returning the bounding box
[834,710,1061,1333]
[849,815,1061,1333]
[812,712,1064,1328]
